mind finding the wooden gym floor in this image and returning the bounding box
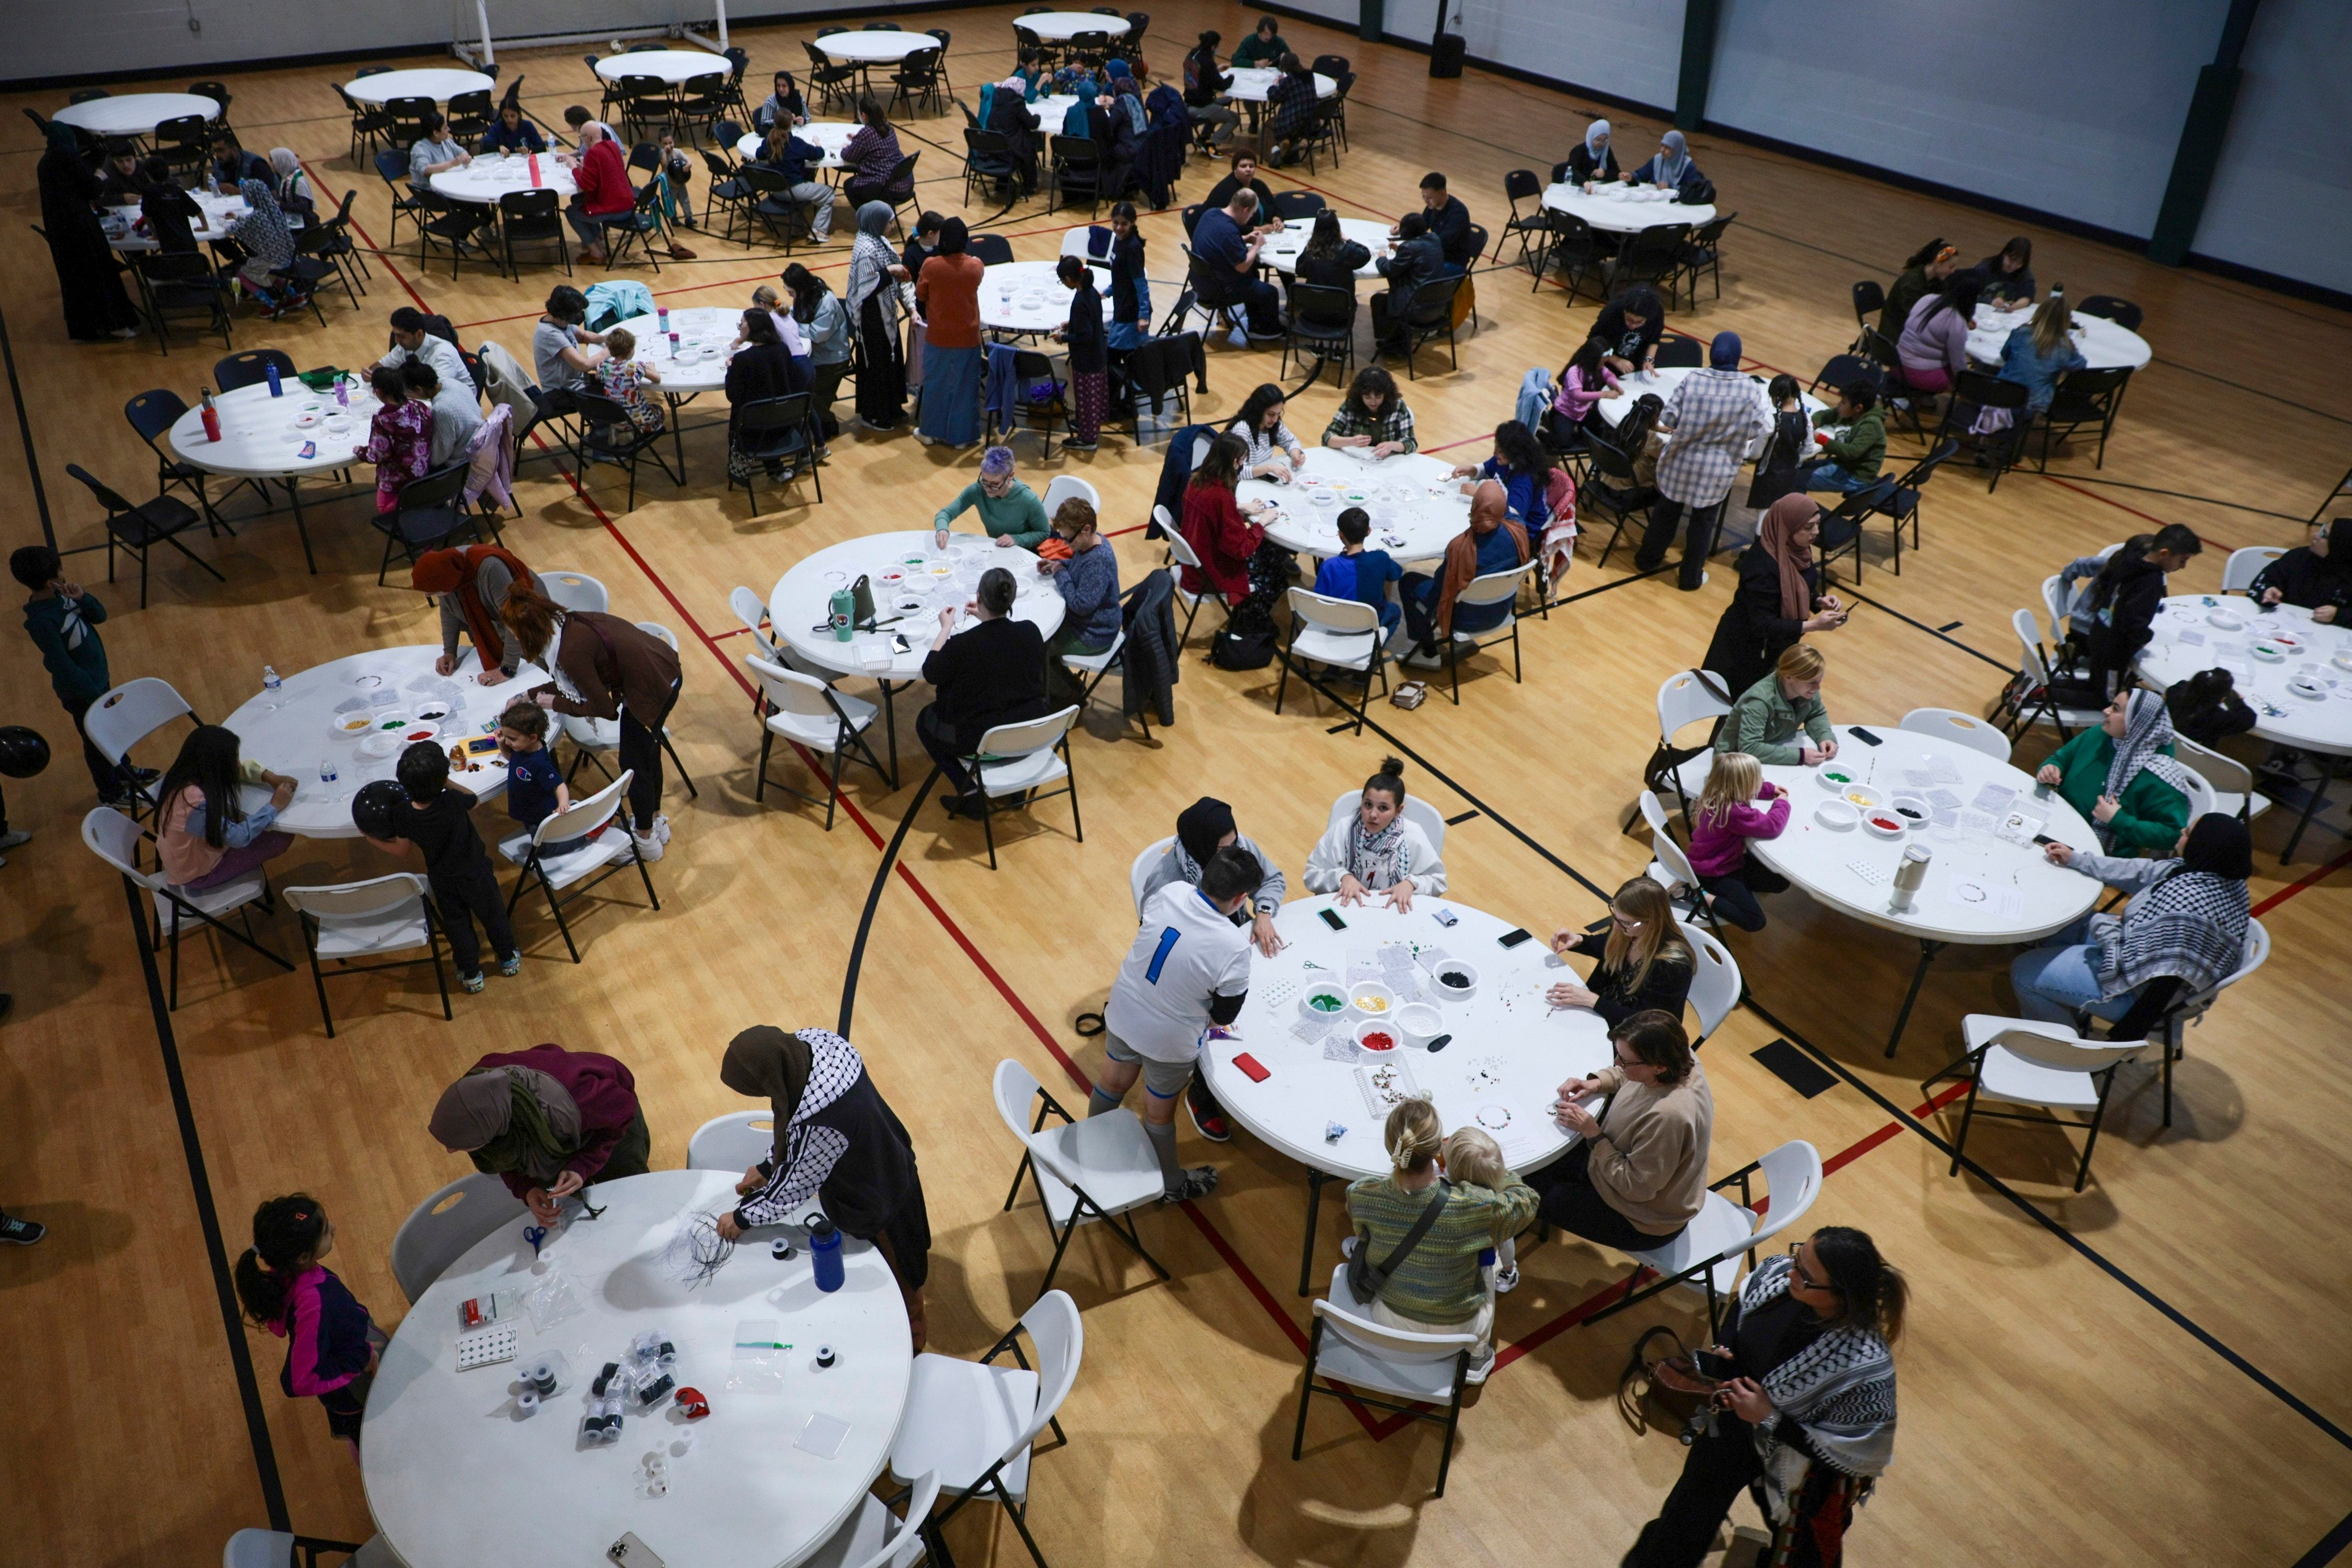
[3,5,2349,1563]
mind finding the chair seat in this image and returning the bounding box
[1618,1189,1752,1298]
[2209,788,2270,821]
[1060,640,1122,675]
[117,497,203,543]
[887,1353,1038,1501]
[159,868,267,921]
[312,906,431,959]
[1450,612,1516,644]
[1028,1108,1164,1226]
[1318,1266,1488,1392]
[499,827,631,889]
[1293,623,1381,671]
[1977,1046,2105,1110]
[765,689,878,748]
[1288,319,1352,343]
[976,745,1069,796]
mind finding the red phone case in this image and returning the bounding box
[1232,1053,1271,1083]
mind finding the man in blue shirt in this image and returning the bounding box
[1312,508,1402,639]
[1192,189,1282,340]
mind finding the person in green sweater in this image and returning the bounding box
[2034,686,2190,855]
[1230,15,1289,68]
[1799,382,1887,497]
[1344,1096,1535,1365]
[1715,642,1837,766]
[931,444,1050,551]
[13,545,147,808]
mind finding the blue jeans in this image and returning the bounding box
[2010,918,2139,1026]
[1799,460,1876,495]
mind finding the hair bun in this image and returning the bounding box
[1379,756,1405,777]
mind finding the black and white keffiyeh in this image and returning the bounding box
[2102,687,2194,803]
[1349,816,1409,890]
[1738,1255,1897,1517]
[736,1029,865,1227]
[2095,866,2251,999]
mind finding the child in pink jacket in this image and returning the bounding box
[1688,751,1790,932]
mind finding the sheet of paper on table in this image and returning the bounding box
[1947,879,2027,920]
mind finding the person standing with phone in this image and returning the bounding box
[1090,847,1265,1205]
[1627,1228,1904,1567]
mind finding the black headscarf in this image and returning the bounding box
[937,216,970,257]
[2177,814,2253,881]
[1175,797,1236,866]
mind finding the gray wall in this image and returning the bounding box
[2192,0,2352,296]
[1378,0,1684,109]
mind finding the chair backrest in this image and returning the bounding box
[746,655,853,725]
[2224,916,2270,992]
[1403,272,1462,324]
[974,704,1080,760]
[283,872,430,923]
[1040,474,1099,516]
[1502,167,1541,204]
[1285,280,1356,330]
[216,348,298,392]
[81,806,160,890]
[1162,516,1205,571]
[1287,586,1380,637]
[1898,707,2010,760]
[1742,1139,1823,1251]
[993,1057,1075,1183]
[1271,189,1324,221]
[1640,789,1701,890]
[2176,764,2218,822]
[1988,1023,2143,1074]
[394,463,472,516]
[1129,836,1174,918]
[2039,573,2067,643]
[2011,607,2053,685]
[2076,294,2143,331]
[86,676,195,766]
[1322,789,1447,855]
[1850,279,1884,327]
[1678,918,1740,1042]
[125,388,191,444]
[1315,1270,1481,1363]
[634,620,679,652]
[686,1110,775,1172]
[1004,1290,1084,1459]
[67,463,138,521]
[390,1172,531,1304]
[854,1470,940,1568]
[539,570,609,613]
[500,187,560,222]
[1657,669,1733,746]
[2174,734,2253,799]
[1456,559,1538,610]
[730,586,781,661]
[1652,335,1703,369]
[535,769,632,847]
[2220,546,2281,594]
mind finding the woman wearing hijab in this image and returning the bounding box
[37,124,141,342]
[1139,798,1289,954]
[1701,496,1848,697]
[269,148,316,223]
[1630,130,1703,198]
[2034,687,2193,855]
[986,73,1044,194]
[1401,479,1530,663]
[412,544,540,686]
[845,202,909,430]
[429,1045,650,1225]
[713,1026,931,1350]
[2251,518,2350,622]
[2019,815,2254,1026]
[914,217,985,447]
[1565,119,1621,188]
[228,177,301,313]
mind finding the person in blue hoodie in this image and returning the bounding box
[1312,508,1403,640]
[13,545,149,806]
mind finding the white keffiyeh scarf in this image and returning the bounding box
[1348,817,1408,889]
[1739,1255,1898,1519]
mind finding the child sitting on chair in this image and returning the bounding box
[1444,1124,1521,1293]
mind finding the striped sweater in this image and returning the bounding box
[1344,1174,1536,1322]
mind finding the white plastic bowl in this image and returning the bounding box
[1814,799,1860,831]
[1429,962,1478,1003]
[1861,808,1908,839]
[1346,981,1397,1020]
[1354,1018,1402,1054]
[1394,1004,1444,1050]
[2208,608,2245,631]
[1887,794,1931,829]
[1298,983,1349,1022]
[1835,782,1885,812]
[1815,765,1860,793]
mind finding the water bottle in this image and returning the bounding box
[262,664,282,694]
[264,360,282,397]
[667,331,680,360]
[808,1217,844,1293]
[1890,844,1930,913]
[657,306,670,335]
[199,386,222,442]
[335,374,350,409]
[319,755,338,786]
[828,588,855,642]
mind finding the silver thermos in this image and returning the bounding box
[1890,845,1931,912]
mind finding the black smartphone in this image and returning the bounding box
[466,736,501,755]
[890,633,912,654]
[1497,927,1534,949]
[1692,1347,1736,1381]
[1847,726,1883,746]
[2032,833,2059,847]
[1318,908,1347,931]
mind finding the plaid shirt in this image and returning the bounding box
[1655,367,1772,506]
[1321,399,1417,452]
[1269,70,1319,139]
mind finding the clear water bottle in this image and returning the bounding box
[319,755,338,785]
[262,665,282,694]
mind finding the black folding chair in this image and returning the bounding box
[1382,274,1464,379]
[1581,431,1655,570]
[1652,334,1703,369]
[499,189,571,276]
[373,149,428,250]
[1539,210,1602,300]
[1281,280,1355,389]
[447,89,495,143]
[2076,295,2144,332]
[1606,222,1687,298]
[1817,440,1956,585]
[383,95,436,146]
[572,389,682,511]
[296,189,369,307]
[699,147,753,241]
[372,464,481,584]
[1849,280,1884,350]
[1935,370,2030,491]
[969,232,1015,267]
[1677,212,1734,306]
[130,252,233,355]
[67,463,223,608]
[595,182,668,272]
[2034,366,2133,472]
[740,166,820,250]
[1271,189,1325,223]
[215,349,297,391]
[728,393,823,515]
[962,128,1023,206]
[1048,135,1103,217]
[124,389,245,534]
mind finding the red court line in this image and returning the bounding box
[2253,844,2352,916]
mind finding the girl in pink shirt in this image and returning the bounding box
[1688,751,1791,932]
[358,361,433,512]
[1551,335,1622,432]
[234,1194,385,1456]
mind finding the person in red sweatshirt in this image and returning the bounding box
[566,124,636,264]
[1686,751,1791,932]
[235,1194,385,1458]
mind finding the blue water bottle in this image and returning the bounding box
[264,361,282,397]
[808,1216,844,1293]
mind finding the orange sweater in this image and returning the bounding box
[915,254,984,350]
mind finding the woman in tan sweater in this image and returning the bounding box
[1535,1009,1711,1249]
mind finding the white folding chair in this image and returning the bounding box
[1059,625,1148,738]
[498,769,659,963]
[888,1290,1082,1568]
[2174,735,2269,822]
[85,676,198,812]
[686,1110,774,1172]
[805,1472,940,1568]
[2116,916,2270,1127]
[1998,607,2103,740]
[1437,560,1540,704]
[2039,572,2069,650]
[1275,587,1388,735]
[1323,789,1447,855]
[1899,706,2011,761]
[1927,1017,2145,1192]
[2175,764,2218,823]
[1292,1261,1484,1497]
[225,1529,399,1568]
[1159,512,1227,645]
[538,569,609,612]
[282,873,448,1038]
[82,805,291,1010]
[992,1059,1169,1299]
[1039,474,1100,517]
[962,706,1083,870]
[745,655,885,832]
[1678,917,1741,1045]
[561,621,696,800]
[1650,668,1735,822]
[1575,1139,1822,1333]
[1128,836,1174,918]
[1639,790,1717,931]
[2220,546,2282,595]
[390,1171,529,1304]
[729,584,786,663]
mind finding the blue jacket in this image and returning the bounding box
[1998,325,2086,413]
[24,590,110,705]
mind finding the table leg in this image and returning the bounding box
[2279,754,2338,864]
[1884,939,1946,1058]
[668,391,688,483]
[878,678,901,789]
[283,477,317,573]
[1298,1168,1334,1297]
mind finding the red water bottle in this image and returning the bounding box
[528,152,541,187]
[199,386,221,443]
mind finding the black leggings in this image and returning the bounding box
[617,679,678,833]
[1624,1410,1762,1567]
[1699,860,1790,932]
[1532,1142,1686,1252]
[430,860,517,977]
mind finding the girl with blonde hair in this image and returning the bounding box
[1548,877,1694,1026]
[1687,751,1793,931]
[1343,1097,1534,1362]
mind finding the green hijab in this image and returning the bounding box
[431,1065,580,1185]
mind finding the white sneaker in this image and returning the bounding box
[649,813,673,847]
[0,830,29,852]
[632,829,666,862]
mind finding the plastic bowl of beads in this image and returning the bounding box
[1814,799,1860,831]
[1862,810,1907,839]
[1887,794,1931,829]
[1354,1020,1399,1053]
[1816,766,1858,792]
[1394,1004,1444,1050]
[1839,783,1885,812]
[1299,983,1349,1021]
[2288,674,2327,700]
[1431,962,1479,1004]
[330,712,375,739]
[401,722,441,745]
[1347,982,1396,1020]
[2250,641,2286,662]
[359,731,403,760]
[2208,607,2245,631]
[2334,651,2352,673]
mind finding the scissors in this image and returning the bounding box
[523,1224,548,1259]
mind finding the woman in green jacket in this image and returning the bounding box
[932,445,1050,550]
[2034,687,2191,855]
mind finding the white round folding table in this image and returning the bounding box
[981,259,1098,335]
[812,29,941,61]
[608,306,742,479]
[594,50,731,85]
[344,69,497,104]
[429,151,579,205]
[168,377,382,573]
[1678,723,2100,1055]
[1588,366,1822,456]
[105,192,245,252]
[2139,595,2352,859]
[1224,68,1338,104]
[1202,893,1609,1294]
[769,529,1065,782]
[53,93,218,137]
[1541,181,1715,235]
[363,1169,913,1568]
[1246,447,1469,566]
[1260,216,1393,279]
[1019,12,1133,41]
[220,644,543,837]
[1965,303,2151,373]
[734,121,858,171]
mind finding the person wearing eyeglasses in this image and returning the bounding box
[1531,1010,1710,1251]
[1628,1227,1905,1567]
[1546,877,1693,1028]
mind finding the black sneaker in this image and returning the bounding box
[1160,1166,1219,1205]
[1186,1081,1232,1142]
[0,1214,44,1246]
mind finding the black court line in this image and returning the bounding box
[1844,587,2013,671]
[2296,1506,2352,1568]
[1444,809,1481,825]
[1935,619,1963,633]
[2035,471,2325,518]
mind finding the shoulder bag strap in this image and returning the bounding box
[1367,1180,1451,1290]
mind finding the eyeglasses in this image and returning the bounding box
[1785,1242,1836,1294]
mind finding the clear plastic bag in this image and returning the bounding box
[522,1270,584,1334]
[728,1317,788,1394]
